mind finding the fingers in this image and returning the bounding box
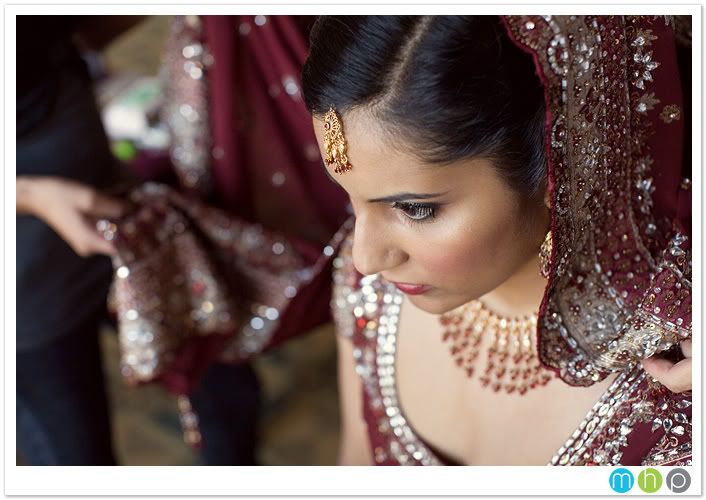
[90,192,127,218]
[75,229,117,257]
[82,231,117,257]
[73,182,127,218]
[29,177,121,257]
[641,356,674,379]
[641,356,692,393]
[60,212,117,257]
[80,215,118,256]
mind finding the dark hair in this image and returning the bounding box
[301,16,546,197]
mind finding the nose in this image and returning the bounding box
[351,214,406,276]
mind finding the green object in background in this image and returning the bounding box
[112,140,137,162]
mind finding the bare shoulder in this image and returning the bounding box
[336,333,373,465]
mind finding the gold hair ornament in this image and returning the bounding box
[323,106,352,174]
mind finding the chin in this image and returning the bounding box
[406,294,464,316]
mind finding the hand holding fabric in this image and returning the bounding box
[17,176,126,257]
[642,340,692,393]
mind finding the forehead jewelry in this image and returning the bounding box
[323,106,353,174]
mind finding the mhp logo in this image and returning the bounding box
[609,467,691,494]
[638,468,662,493]
[609,468,634,493]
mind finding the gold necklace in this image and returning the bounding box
[439,300,555,395]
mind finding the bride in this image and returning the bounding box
[302,15,692,465]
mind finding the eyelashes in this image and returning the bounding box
[391,201,437,223]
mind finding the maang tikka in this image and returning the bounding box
[323,106,353,174]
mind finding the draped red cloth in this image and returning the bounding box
[502,15,692,386]
[113,16,349,394]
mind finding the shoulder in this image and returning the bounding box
[331,230,361,339]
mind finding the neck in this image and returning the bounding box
[479,252,548,319]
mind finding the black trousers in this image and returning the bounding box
[16,314,261,465]
[16,312,117,465]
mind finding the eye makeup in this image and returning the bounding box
[391,201,438,223]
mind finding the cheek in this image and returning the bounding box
[410,206,521,287]
[413,228,498,281]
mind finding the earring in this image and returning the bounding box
[539,230,552,279]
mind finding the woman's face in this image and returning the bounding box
[313,110,549,315]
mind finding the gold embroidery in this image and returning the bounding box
[502,16,690,386]
[660,104,681,123]
[640,390,692,466]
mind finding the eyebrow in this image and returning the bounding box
[367,192,449,203]
[321,162,448,203]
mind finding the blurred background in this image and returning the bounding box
[101,322,338,465]
[17,15,340,466]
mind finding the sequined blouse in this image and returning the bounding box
[331,234,692,466]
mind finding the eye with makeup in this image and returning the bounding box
[391,201,438,223]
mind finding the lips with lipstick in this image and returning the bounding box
[390,282,432,295]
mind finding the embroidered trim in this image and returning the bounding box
[162,15,213,193]
[503,16,691,385]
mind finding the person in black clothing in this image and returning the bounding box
[16,16,260,465]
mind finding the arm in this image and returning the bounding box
[16,177,37,215]
[336,333,373,465]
